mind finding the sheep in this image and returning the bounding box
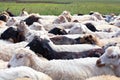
[0,40,28,61]
[94,37,120,48]
[86,75,120,80]
[8,48,115,80]
[60,10,72,22]
[84,23,100,32]
[29,22,45,31]
[72,14,97,22]
[17,20,47,42]
[52,15,69,24]
[0,66,52,80]
[96,46,120,77]
[48,27,67,35]
[68,23,120,39]
[0,27,25,43]
[26,35,102,60]
[24,14,41,26]
[68,23,90,34]
[92,12,105,21]
[50,34,101,45]
[43,22,76,31]
[6,17,19,26]
[83,36,120,47]
[0,13,9,22]
[49,34,97,45]
[50,35,77,45]
[82,20,119,32]
[110,19,120,27]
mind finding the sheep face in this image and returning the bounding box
[6,18,16,26]
[8,51,31,68]
[17,20,28,33]
[69,23,87,34]
[96,46,120,67]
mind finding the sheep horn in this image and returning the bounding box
[6,8,9,11]
[22,8,25,12]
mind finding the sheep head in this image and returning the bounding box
[8,48,35,68]
[96,46,120,67]
[82,35,99,44]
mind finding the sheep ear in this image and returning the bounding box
[6,8,9,11]
[22,8,25,12]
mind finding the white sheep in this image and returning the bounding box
[0,66,52,80]
[0,40,28,61]
[8,48,115,80]
[29,22,46,31]
[52,15,69,24]
[6,16,27,27]
[92,12,105,21]
[86,75,120,80]
[68,23,120,39]
[96,46,120,77]
[72,15,98,22]
[68,23,90,34]
[17,21,47,42]
[82,21,119,32]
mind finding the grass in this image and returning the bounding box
[0,0,120,15]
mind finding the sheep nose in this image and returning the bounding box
[96,59,105,67]
[7,64,11,68]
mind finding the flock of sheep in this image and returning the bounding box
[0,8,120,80]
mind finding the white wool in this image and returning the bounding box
[29,22,46,31]
[48,42,101,52]
[86,75,120,80]
[0,40,28,61]
[100,37,120,46]
[69,23,91,34]
[0,59,8,69]
[6,16,27,26]
[8,48,115,80]
[113,20,120,27]
[15,78,32,80]
[0,66,52,80]
[63,34,85,39]
[38,18,55,25]
[52,15,69,24]
[92,12,105,20]
[72,15,98,22]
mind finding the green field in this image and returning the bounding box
[0,0,120,15]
